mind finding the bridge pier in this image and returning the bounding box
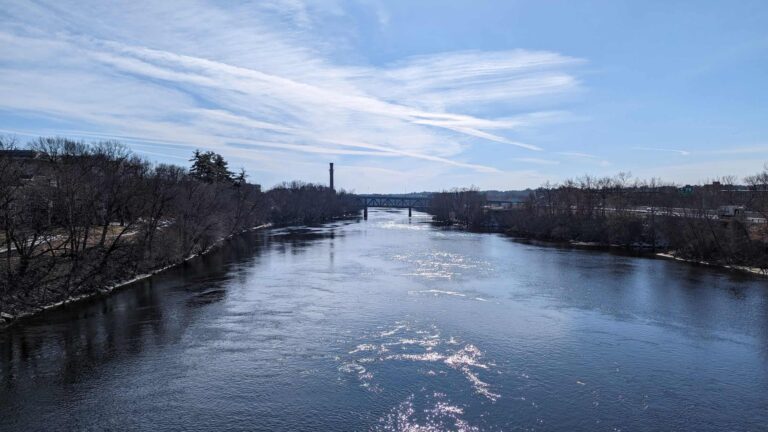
[363,206,368,220]
[408,207,412,217]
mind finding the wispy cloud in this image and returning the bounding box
[632,147,691,156]
[0,0,583,189]
[512,157,560,165]
[556,151,611,167]
[379,50,582,109]
[556,151,599,159]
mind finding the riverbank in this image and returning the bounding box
[0,223,273,330]
[433,218,768,278]
[508,229,768,277]
[0,212,365,330]
[1,138,366,330]
[519,235,768,277]
[656,252,768,277]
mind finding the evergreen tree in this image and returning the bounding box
[189,150,234,183]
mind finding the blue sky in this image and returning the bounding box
[1,0,766,192]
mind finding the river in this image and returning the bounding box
[1,208,767,431]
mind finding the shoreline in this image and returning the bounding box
[0,223,273,330]
[510,233,767,277]
[5,213,763,330]
[517,236,768,277]
[439,220,768,278]
[655,252,768,277]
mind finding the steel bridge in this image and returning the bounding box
[354,195,523,219]
[357,195,430,209]
[355,195,429,218]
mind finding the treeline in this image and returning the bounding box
[429,171,768,272]
[0,136,359,320]
[428,188,487,227]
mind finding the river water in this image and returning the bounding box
[1,208,767,431]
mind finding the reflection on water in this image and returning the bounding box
[394,250,494,280]
[1,209,768,431]
[341,321,499,403]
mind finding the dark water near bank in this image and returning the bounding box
[2,209,768,431]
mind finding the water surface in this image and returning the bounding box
[1,209,767,431]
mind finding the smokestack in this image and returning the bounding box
[329,162,334,192]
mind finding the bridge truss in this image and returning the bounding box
[356,195,430,209]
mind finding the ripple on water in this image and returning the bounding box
[349,343,379,354]
[393,251,494,280]
[408,289,492,304]
[409,289,466,297]
[339,322,500,403]
[375,394,480,432]
[378,220,432,231]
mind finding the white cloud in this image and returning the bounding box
[512,158,560,165]
[0,0,584,191]
[632,147,690,156]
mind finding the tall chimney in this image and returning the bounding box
[329,162,335,192]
